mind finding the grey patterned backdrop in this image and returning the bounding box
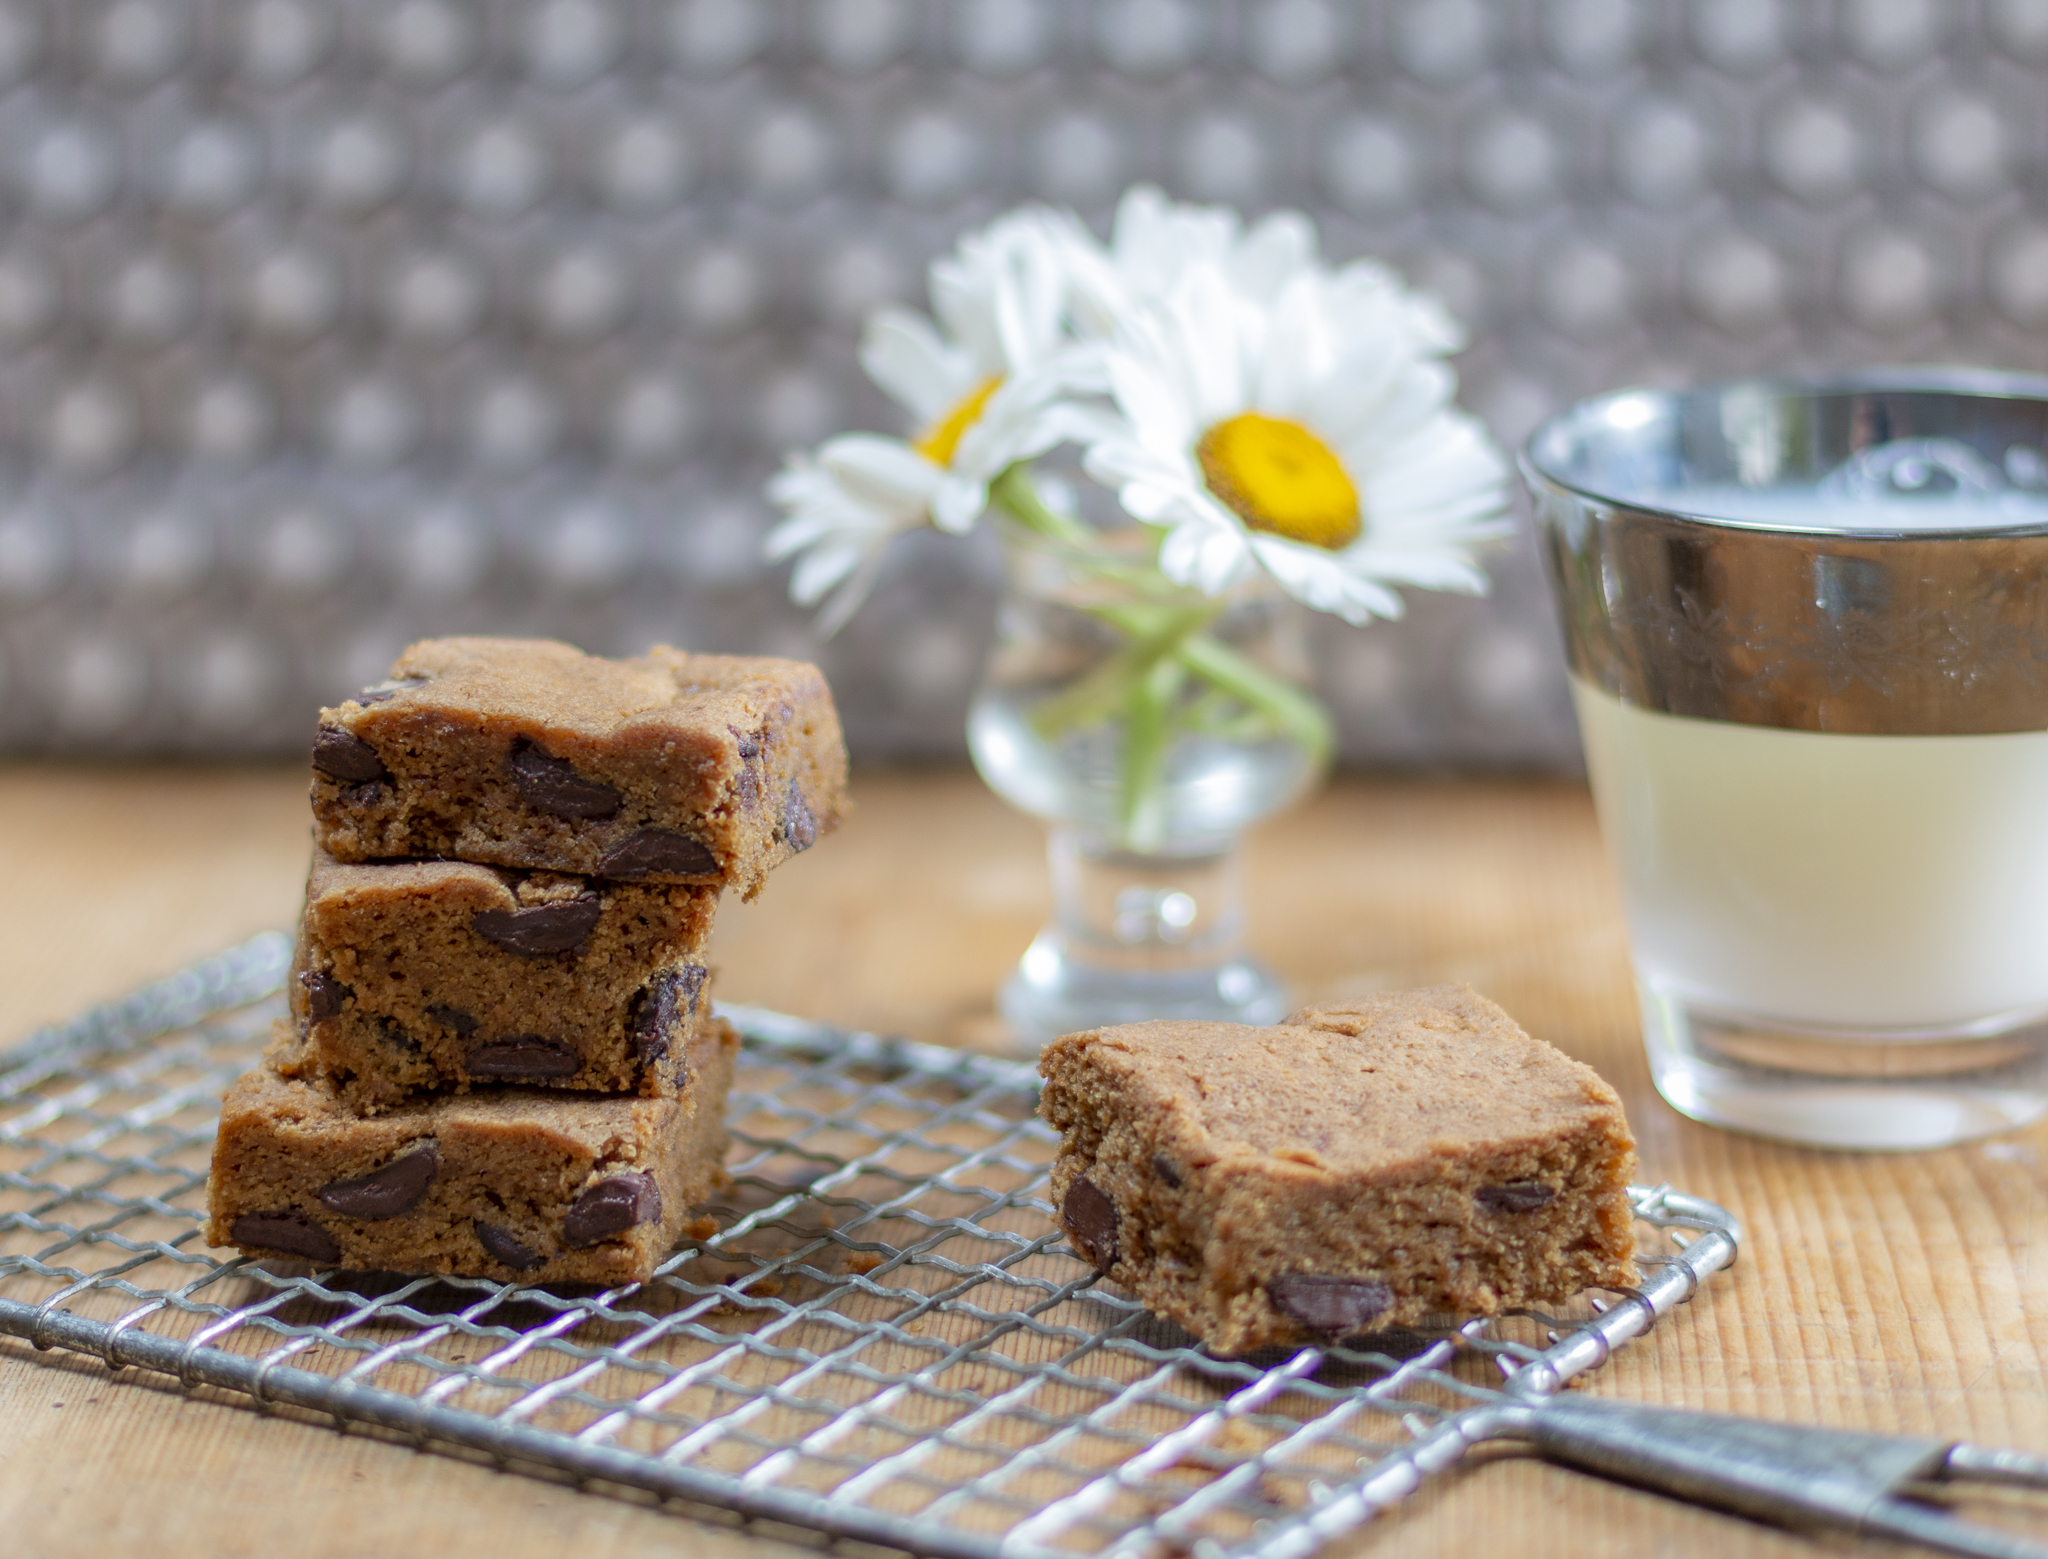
[1,0,2046,765]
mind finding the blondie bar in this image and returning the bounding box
[1037,988,1638,1354]
[208,1015,739,1285]
[290,847,715,1112]
[311,638,847,899]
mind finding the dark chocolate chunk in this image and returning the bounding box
[1152,1154,1183,1190]
[354,676,426,705]
[562,1171,663,1247]
[598,829,716,879]
[780,781,818,852]
[733,733,762,808]
[318,1143,440,1220]
[232,1211,340,1265]
[1476,1181,1557,1214]
[467,1037,580,1079]
[340,780,384,805]
[509,739,622,820]
[675,961,708,1015]
[627,965,694,1068]
[301,968,350,1020]
[471,895,602,955]
[1267,1274,1393,1338]
[1062,1176,1119,1273]
[476,1221,545,1272]
[426,1003,477,1036]
[311,726,389,785]
[629,977,675,1067]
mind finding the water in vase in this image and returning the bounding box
[969,557,1324,1046]
[968,688,1317,849]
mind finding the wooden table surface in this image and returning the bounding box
[3,764,2046,1559]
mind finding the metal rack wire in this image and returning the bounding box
[0,933,1740,1559]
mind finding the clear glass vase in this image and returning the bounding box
[967,522,1329,1047]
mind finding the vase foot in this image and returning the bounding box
[997,930,1289,1050]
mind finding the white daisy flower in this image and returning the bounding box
[1082,259,1509,625]
[766,208,1100,628]
[1063,185,1340,337]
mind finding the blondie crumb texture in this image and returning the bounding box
[310,637,848,899]
[1037,987,1638,1354]
[288,848,716,1112]
[207,1015,739,1285]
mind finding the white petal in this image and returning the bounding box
[930,471,991,533]
[1170,267,1253,427]
[1248,533,1408,624]
[1231,209,1317,299]
[1159,514,1254,595]
[1112,184,1238,296]
[861,309,975,424]
[789,541,865,604]
[1105,325,1199,453]
[820,434,945,512]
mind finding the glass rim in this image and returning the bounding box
[1520,366,2048,542]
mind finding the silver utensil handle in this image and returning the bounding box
[1518,1397,2048,1559]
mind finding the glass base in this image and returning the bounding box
[999,931,1288,1049]
[997,828,1289,1049]
[1640,979,2048,1150]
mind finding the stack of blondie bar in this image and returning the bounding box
[206,637,848,1284]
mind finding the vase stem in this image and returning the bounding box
[998,826,1288,1048]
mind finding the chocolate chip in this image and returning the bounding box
[733,732,762,808]
[476,1221,545,1272]
[598,829,716,879]
[311,726,388,785]
[232,1211,340,1265]
[1152,1154,1183,1189]
[675,962,708,1016]
[301,968,349,1020]
[562,1171,663,1247]
[780,781,818,852]
[1477,1181,1557,1214]
[1062,1176,1119,1273]
[426,1004,477,1036]
[629,964,704,1069]
[318,1143,440,1220]
[340,780,384,806]
[373,1016,422,1058]
[354,676,426,705]
[467,1037,579,1079]
[508,740,622,821]
[471,895,602,955]
[1267,1274,1393,1338]
[629,978,676,1067]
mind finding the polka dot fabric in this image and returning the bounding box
[0,0,2039,766]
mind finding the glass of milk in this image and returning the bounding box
[1523,371,2048,1150]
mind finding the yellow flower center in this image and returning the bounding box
[1195,412,1362,550]
[913,375,1004,468]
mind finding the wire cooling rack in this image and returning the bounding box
[0,933,1740,1559]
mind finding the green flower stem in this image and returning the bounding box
[1120,652,1186,852]
[986,460,1334,850]
[1029,637,1162,739]
[1172,630,1336,765]
[989,463,1093,547]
